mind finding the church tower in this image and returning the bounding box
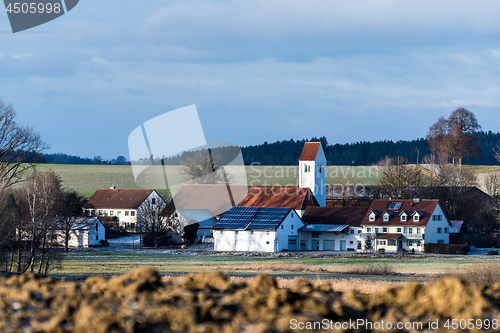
[298,142,327,207]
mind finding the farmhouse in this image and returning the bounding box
[213,206,304,252]
[299,206,368,251]
[83,187,164,231]
[51,217,106,248]
[360,199,452,252]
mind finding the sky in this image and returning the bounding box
[1,0,500,160]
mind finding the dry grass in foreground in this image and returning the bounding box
[450,262,500,286]
[2,268,500,332]
[221,262,395,276]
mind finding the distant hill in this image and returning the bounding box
[33,132,500,166]
[240,132,500,166]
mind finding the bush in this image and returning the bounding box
[473,234,500,248]
[424,243,470,254]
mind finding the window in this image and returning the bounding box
[131,211,135,217]
[281,225,284,229]
[413,215,420,222]
[96,235,99,241]
[401,215,407,222]
[396,227,402,233]
[266,241,269,244]
[437,227,442,234]
[304,165,307,172]
[318,166,322,173]
[369,214,375,222]
[350,229,354,234]
[350,241,354,244]
[408,228,413,234]
[358,230,361,234]
[433,215,442,221]
[389,202,402,210]
[109,210,114,216]
[152,198,156,205]
[382,228,388,233]
[291,225,293,230]
[312,232,319,238]
[235,231,238,234]
[375,228,379,234]
[307,165,310,172]
[417,241,421,246]
[251,231,254,234]
[444,227,449,233]
[366,227,371,233]
[117,211,121,216]
[383,214,389,222]
[416,228,421,234]
[437,240,444,244]
[125,211,130,216]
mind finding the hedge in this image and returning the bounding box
[424,243,470,254]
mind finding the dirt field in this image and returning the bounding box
[1,268,499,332]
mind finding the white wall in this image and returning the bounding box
[424,203,450,244]
[213,210,303,252]
[298,226,360,251]
[298,144,327,207]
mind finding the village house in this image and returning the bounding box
[83,187,164,231]
[213,206,303,252]
[360,199,452,252]
[51,217,106,248]
[299,206,368,251]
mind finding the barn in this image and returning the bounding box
[213,206,304,252]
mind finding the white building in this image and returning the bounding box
[51,217,106,248]
[360,199,451,252]
[298,142,327,207]
[299,206,368,251]
[213,207,304,252]
[83,187,164,231]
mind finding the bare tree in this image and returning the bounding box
[58,190,87,251]
[437,164,477,187]
[377,157,426,199]
[426,108,481,167]
[24,170,63,273]
[484,174,500,200]
[137,195,180,247]
[0,99,47,194]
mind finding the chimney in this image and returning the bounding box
[413,198,420,204]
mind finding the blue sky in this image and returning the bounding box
[2,0,500,159]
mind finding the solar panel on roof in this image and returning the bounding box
[389,202,402,210]
[247,207,290,229]
[213,206,260,229]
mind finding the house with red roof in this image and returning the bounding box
[360,199,452,252]
[83,187,164,230]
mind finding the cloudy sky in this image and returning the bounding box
[2,0,500,160]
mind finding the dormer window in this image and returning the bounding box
[412,211,424,222]
[401,214,407,222]
[369,213,376,222]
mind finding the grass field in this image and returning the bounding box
[31,164,382,198]
[51,248,500,284]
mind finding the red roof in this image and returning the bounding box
[361,199,444,226]
[238,185,318,211]
[302,206,368,227]
[168,184,319,215]
[299,142,321,161]
[83,189,154,210]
